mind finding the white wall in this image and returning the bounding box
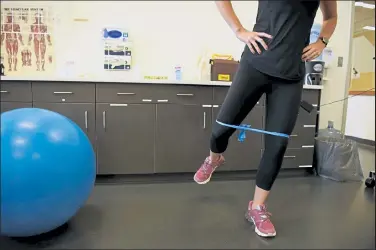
[1,1,259,80]
[1,1,355,130]
[345,35,375,141]
[316,1,354,130]
[352,36,375,73]
[345,96,375,141]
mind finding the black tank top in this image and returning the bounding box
[243,0,320,80]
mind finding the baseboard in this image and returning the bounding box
[345,135,375,147]
[95,168,314,185]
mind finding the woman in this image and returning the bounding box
[194,0,337,237]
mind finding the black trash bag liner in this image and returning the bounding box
[315,136,364,182]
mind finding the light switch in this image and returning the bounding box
[337,57,343,67]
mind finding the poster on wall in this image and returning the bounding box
[0,7,55,76]
[102,27,132,71]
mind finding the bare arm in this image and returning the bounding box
[215,1,272,54]
[319,0,337,41]
[215,1,244,34]
[302,1,337,61]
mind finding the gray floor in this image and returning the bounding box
[1,145,375,249]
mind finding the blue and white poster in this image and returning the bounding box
[102,27,132,71]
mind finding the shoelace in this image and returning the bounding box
[201,158,214,174]
[257,208,273,222]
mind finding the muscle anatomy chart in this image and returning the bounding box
[1,7,55,76]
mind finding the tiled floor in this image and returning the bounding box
[1,145,375,249]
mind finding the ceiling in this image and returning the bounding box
[354,0,375,37]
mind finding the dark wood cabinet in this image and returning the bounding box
[1,80,321,175]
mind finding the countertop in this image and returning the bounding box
[0,76,324,90]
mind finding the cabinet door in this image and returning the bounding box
[1,102,32,113]
[96,104,155,175]
[155,104,212,173]
[33,102,96,149]
[212,106,263,171]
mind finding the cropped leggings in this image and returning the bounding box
[211,57,303,191]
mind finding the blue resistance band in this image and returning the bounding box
[216,120,289,142]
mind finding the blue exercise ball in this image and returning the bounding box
[1,108,96,237]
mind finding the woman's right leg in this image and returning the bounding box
[194,58,268,184]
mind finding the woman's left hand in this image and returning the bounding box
[302,41,326,61]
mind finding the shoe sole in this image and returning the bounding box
[193,172,213,184]
[193,161,224,184]
[245,212,276,238]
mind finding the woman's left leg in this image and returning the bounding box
[246,78,303,238]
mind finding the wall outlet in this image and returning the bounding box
[337,56,343,67]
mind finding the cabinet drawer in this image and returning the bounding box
[302,89,320,106]
[96,83,159,103]
[288,128,316,149]
[32,82,95,103]
[0,81,32,102]
[281,148,314,169]
[155,85,213,105]
[213,86,264,106]
[1,102,32,113]
[296,109,317,126]
[289,111,317,148]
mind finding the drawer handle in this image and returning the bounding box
[299,165,312,168]
[304,125,316,128]
[157,99,169,103]
[84,111,88,130]
[203,111,206,129]
[53,91,73,94]
[176,93,194,96]
[102,111,106,130]
[302,145,314,148]
[142,99,152,102]
[213,105,219,108]
[110,104,128,107]
[202,105,212,108]
[290,134,298,137]
[284,156,296,158]
[117,92,135,95]
[312,104,318,107]
[0,90,9,93]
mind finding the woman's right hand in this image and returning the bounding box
[235,28,273,54]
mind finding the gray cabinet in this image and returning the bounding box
[0,81,32,102]
[1,80,322,175]
[1,102,32,113]
[32,82,95,103]
[32,102,96,148]
[212,105,263,171]
[155,104,212,173]
[289,110,317,149]
[1,81,32,114]
[96,83,159,104]
[281,148,315,169]
[96,103,155,175]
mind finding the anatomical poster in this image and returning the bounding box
[0,7,55,76]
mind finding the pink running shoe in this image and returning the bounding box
[193,155,225,184]
[245,201,276,237]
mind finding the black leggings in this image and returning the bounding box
[211,57,303,191]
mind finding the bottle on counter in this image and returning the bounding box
[174,65,182,81]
